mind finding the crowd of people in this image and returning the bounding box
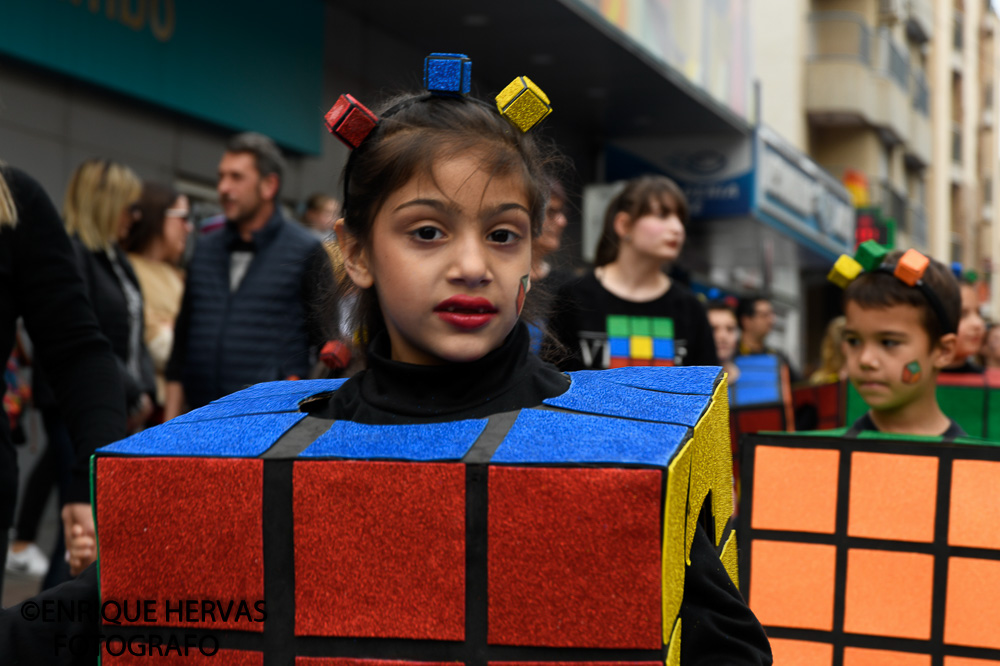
[1,63,999,663]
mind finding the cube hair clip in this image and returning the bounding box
[828,241,956,334]
[324,52,553,150]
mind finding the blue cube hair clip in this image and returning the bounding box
[424,53,472,96]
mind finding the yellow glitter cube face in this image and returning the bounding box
[496,76,552,132]
[630,336,654,360]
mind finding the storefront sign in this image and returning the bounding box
[0,0,324,153]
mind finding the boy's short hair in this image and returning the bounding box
[844,249,960,345]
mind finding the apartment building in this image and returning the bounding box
[754,0,1000,317]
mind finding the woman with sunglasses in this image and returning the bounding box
[122,182,192,418]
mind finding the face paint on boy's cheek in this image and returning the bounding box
[516,275,530,317]
[901,360,922,384]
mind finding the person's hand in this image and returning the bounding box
[67,524,96,576]
[126,393,154,433]
[61,502,96,576]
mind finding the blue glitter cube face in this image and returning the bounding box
[424,53,472,94]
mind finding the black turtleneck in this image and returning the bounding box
[322,322,570,424]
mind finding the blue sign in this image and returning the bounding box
[0,0,325,154]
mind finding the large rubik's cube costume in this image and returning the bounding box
[735,243,1000,663]
[93,367,737,664]
[738,428,1000,664]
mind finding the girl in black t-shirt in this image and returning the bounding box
[547,175,718,371]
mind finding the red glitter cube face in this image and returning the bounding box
[487,466,663,649]
[96,458,265,632]
[293,461,466,640]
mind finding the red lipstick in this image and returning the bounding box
[434,295,498,330]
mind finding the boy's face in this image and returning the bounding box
[842,301,956,412]
[340,150,533,365]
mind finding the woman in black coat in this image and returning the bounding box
[0,163,126,597]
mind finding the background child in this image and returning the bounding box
[942,280,986,374]
[707,300,740,384]
[841,249,962,437]
[546,175,718,370]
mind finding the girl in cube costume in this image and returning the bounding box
[1,58,771,665]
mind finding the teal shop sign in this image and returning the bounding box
[0,0,324,154]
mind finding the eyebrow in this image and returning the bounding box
[393,198,530,220]
[843,328,908,337]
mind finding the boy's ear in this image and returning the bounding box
[612,211,632,240]
[931,332,958,369]
[334,218,374,289]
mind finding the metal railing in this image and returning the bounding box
[912,70,930,115]
[881,28,911,91]
[877,181,909,233]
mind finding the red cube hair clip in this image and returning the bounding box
[324,94,378,149]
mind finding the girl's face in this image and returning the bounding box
[955,284,985,359]
[341,150,533,365]
[619,197,685,262]
[708,309,739,362]
[162,195,192,264]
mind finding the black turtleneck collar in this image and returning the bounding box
[320,322,569,424]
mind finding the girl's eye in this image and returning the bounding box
[882,339,900,349]
[412,226,443,241]
[488,228,520,244]
[844,337,860,348]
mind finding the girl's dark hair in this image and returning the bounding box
[594,174,689,267]
[121,181,180,254]
[844,249,961,345]
[336,92,561,343]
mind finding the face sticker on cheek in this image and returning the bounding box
[901,360,922,384]
[516,274,530,316]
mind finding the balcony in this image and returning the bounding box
[806,13,911,144]
[904,0,933,43]
[806,13,877,125]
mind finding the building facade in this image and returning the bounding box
[754,0,1000,319]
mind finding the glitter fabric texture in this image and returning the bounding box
[492,409,688,465]
[301,419,485,460]
[601,365,720,395]
[99,412,305,457]
[111,650,263,665]
[213,379,345,403]
[423,52,471,95]
[295,660,458,666]
[96,457,264,632]
[544,372,711,425]
[663,440,692,638]
[293,461,465,640]
[496,76,551,132]
[324,94,378,149]
[487,466,662,649]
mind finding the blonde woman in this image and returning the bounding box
[58,158,156,429]
[0,162,125,596]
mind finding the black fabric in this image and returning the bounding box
[167,210,331,409]
[941,359,985,374]
[544,271,719,371]
[0,166,125,517]
[35,239,156,414]
[848,412,967,440]
[322,323,570,424]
